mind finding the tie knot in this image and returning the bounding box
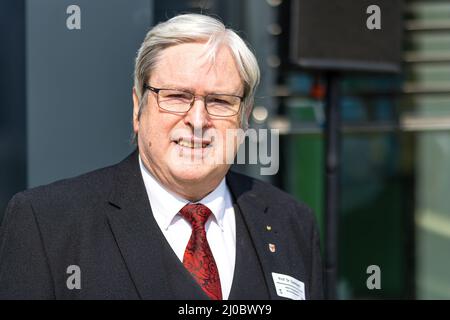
[180,203,212,227]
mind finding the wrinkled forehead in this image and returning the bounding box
[150,42,244,94]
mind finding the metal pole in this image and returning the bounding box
[324,71,341,300]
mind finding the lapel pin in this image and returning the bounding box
[269,243,276,253]
[266,225,272,231]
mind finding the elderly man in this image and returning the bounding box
[0,14,323,300]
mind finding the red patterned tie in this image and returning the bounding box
[180,203,222,300]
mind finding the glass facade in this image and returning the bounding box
[275,0,450,299]
[407,1,450,298]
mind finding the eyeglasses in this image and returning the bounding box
[144,84,243,117]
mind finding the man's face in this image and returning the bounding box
[133,42,245,200]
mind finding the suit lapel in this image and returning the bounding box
[105,150,166,299]
[226,171,286,300]
[106,150,212,299]
[105,150,209,299]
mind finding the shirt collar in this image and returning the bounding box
[139,155,227,231]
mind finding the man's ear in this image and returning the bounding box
[132,87,140,134]
[243,103,253,129]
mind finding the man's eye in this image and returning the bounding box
[210,97,232,105]
[167,93,190,99]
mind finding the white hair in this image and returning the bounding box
[133,13,260,131]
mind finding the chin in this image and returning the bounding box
[171,165,212,182]
[170,162,226,184]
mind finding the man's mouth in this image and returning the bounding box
[174,137,213,149]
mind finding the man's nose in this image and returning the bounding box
[184,97,210,130]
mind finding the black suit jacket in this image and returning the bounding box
[0,151,323,299]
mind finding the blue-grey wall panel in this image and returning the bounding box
[0,0,27,220]
[26,0,152,187]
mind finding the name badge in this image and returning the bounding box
[272,272,306,300]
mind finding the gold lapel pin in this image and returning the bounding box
[266,225,272,231]
[269,243,276,253]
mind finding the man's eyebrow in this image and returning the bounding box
[155,83,243,96]
[156,83,195,92]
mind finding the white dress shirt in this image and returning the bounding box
[139,156,236,299]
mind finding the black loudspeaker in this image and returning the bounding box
[290,0,404,72]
